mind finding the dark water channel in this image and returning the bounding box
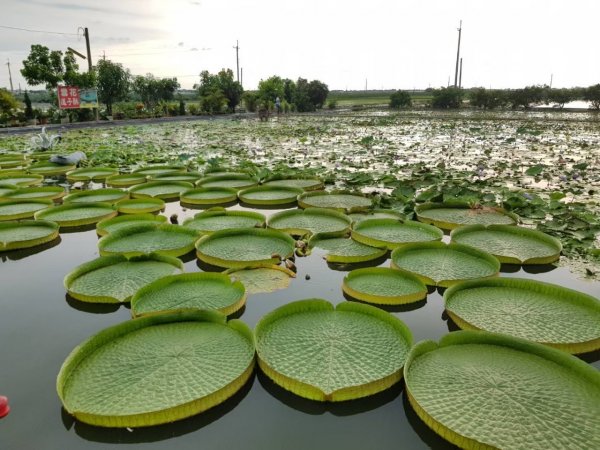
[1,199,599,450]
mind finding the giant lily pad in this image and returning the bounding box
[298,191,372,213]
[183,209,265,234]
[450,224,562,264]
[66,167,118,182]
[196,174,258,190]
[180,187,238,206]
[35,202,117,227]
[444,278,600,353]
[28,161,76,175]
[63,188,128,205]
[64,254,183,303]
[129,181,193,200]
[131,273,246,317]
[351,218,443,250]
[390,242,500,287]
[0,183,17,197]
[255,299,413,401]
[96,213,167,236]
[308,236,387,263]
[98,224,200,258]
[264,178,324,191]
[343,267,427,305]
[0,199,53,221]
[0,154,26,169]
[226,265,295,294]
[415,202,518,230]
[348,209,404,223]
[149,172,202,183]
[0,220,59,251]
[404,331,600,450]
[196,228,295,269]
[132,165,186,177]
[0,172,44,187]
[267,208,352,237]
[115,197,165,214]
[238,185,303,206]
[0,186,65,201]
[106,173,147,188]
[57,310,255,427]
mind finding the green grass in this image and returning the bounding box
[328,91,432,107]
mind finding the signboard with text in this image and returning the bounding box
[57,86,99,109]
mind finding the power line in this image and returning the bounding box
[0,24,79,36]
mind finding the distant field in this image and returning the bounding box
[327,91,432,107]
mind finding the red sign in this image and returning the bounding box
[57,85,81,109]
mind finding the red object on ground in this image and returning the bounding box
[0,396,10,418]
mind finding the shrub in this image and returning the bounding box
[389,90,412,109]
[431,87,464,109]
[327,99,338,109]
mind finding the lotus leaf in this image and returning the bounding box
[351,218,443,250]
[34,202,117,227]
[180,187,238,205]
[196,175,258,190]
[415,202,518,230]
[0,199,53,221]
[63,188,128,205]
[96,213,167,236]
[348,209,404,223]
[264,178,324,191]
[308,236,387,263]
[0,186,65,201]
[183,209,265,234]
[227,265,295,294]
[28,161,75,175]
[343,267,427,305]
[0,220,59,251]
[0,172,44,187]
[129,181,194,200]
[66,167,118,181]
[106,173,147,187]
[238,186,303,206]
[298,191,372,213]
[132,165,186,176]
[267,208,352,237]
[150,172,202,182]
[115,197,165,214]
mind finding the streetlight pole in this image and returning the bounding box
[454,20,462,87]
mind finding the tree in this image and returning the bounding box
[283,78,296,103]
[242,92,258,112]
[0,89,19,113]
[292,78,313,112]
[97,59,130,115]
[196,69,243,113]
[132,74,180,109]
[469,88,507,109]
[389,90,412,109]
[584,84,600,110]
[257,76,285,106]
[431,87,464,109]
[307,80,329,109]
[23,92,34,119]
[508,85,547,109]
[547,88,575,108]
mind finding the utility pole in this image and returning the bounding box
[454,20,462,87]
[233,40,240,82]
[459,58,463,88]
[550,73,553,88]
[102,50,106,61]
[240,67,243,88]
[6,58,14,92]
[365,78,368,91]
[84,27,92,72]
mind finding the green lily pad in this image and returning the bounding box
[227,265,295,294]
[390,242,500,287]
[0,199,53,221]
[28,161,76,175]
[129,181,194,200]
[149,172,202,183]
[196,228,295,269]
[238,185,303,206]
[96,213,167,236]
[0,154,26,169]
[343,267,427,305]
[444,278,600,353]
[0,220,59,251]
[308,236,387,263]
[348,209,405,223]
[267,208,352,237]
[255,299,413,401]
[35,202,117,227]
[415,202,518,230]
[132,165,186,176]
[0,172,44,187]
[180,187,238,206]
[183,209,265,234]
[404,331,600,450]
[106,173,147,187]
[98,223,200,257]
[66,167,119,181]
[450,225,562,264]
[131,273,246,317]
[57,310,255,427]
[263,178,324,191]
[115,197,165,214]
[196,175,259,190]
[63,188,129,205]
[0,183,17,197]
[298,191,372,213]
[0,186,65,201]
[351,218,443,250]
[64,254,183,303]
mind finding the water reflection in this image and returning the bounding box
[343,291,428,313]
[326,254,389,272]
[60,223,99,234]
[0,236,62,261]
[65,294,121,314]
[500,263,557,274]
[181,201,237,210]
[401,391,458,449]
[239,201,297,210]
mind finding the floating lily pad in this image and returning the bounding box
[308,236,387,263]
[203,170,250,178]
[35,202,117,227]
[390,242,500,287]
[404,331,600,450]
[450,225,562,264]
[0,220,59,251]
[98,223,200,257]
[129,181,194,200]
[196,175,258,190]
[444,278,600,353]
[66,167,118,182]
[0,186,65,201]
[28,161,76,175]
[183,209,265,234]
[267,208,352,237]
[0,199,53,221]
[0,154,26,169]
[131,273,246,317]
[64,254,183,303]
[132,165,186,177]
[0,183,17,197]
[106,173,147,187]
[238,185,303,206]
[351,218,443,250]
[343,268,427,305]
[264,178,324,191]
[115,197,165,214]
[298,191,372,213]
[255,299,413,401]
[63,188,128,205]
[0,172,44,187]
[96,213,167,236]
[415,202,518,230]
[180,187,238,206]
[149,172,202,183]
[196,228,295,269]
[227,265,295,294]
[57,310,255,427]
[348,209,405,223]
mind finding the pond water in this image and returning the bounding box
[0,199,598,449]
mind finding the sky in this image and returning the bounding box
[1,0,599,91]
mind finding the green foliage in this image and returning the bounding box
[431,87,464,109]
[132,74,180,109]
[200,90,227,114]
[283,78,296,103]
[389,90,412,109]
[197,69,243,112]
[23,92,34,119]
[327,98,337,109]
[257,76,285,106]
[547,88,575,108]
[508,85,548,109]
[469,88,507,109]
[242,92,258,112]
[584,83,600,110]
[97,60,130,115]
[0,89,19,114]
